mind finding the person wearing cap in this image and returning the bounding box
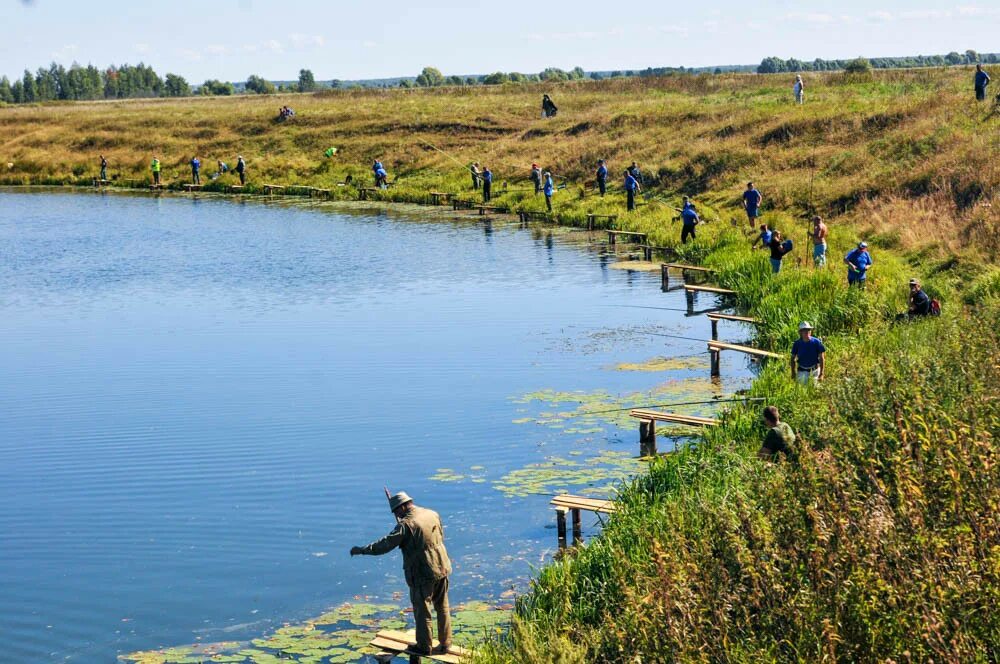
[596,159,608,197]
[791,321,825,384]
[844,241,873,287]
[907,279,932,317]
[351,492,453,655]
[235,156,246,185]
[679,196,699,244]
[807,215,828,267]
[758,405,797,461]
[530,163,542,195]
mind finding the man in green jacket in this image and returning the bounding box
[151,156,161,185]
[351,492,453,655]
[758,405,797,461]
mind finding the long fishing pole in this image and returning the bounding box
[421,140,472,171]
[578,396,765,416]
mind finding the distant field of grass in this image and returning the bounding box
[4,68,1000,663]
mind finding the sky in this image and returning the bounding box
[4,0,999,82]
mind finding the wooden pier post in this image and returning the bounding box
[710,318,719,341]
[639,419,657,457]
[571,509,582,545]
[661,264,670,291]
[685,288,695,315]
[556,508,568,549]
[643,245,653,261]
[710,349,721,377]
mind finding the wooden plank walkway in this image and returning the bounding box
[227,185,244,193]
[684,284,736,296]
[359,187,378,200]
[705,312,762,340]
[707,340,782,376]
[262,184,285,195]
[370,630,469,663]
[629,409,719,456]
[550,494,616,548]
[607,230,647,246]
[428,191,452,205]
[183,184,202,192]
[518,210,552,223]
[586,213,616,230]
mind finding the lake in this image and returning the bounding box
[0,189,752,662]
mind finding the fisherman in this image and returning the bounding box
[375,164,388,189]
[351,492,453,656]
[768,230,793,273]
[907,278,932,317]
[751,223,772,250]
[679,196,699,244]
[742,182,762,226]
[807,215,828,267]
[627,161,642,185]
[190,156,201,185]
[596,159,608,197]
[530,163,542,195]
[793,75,805,104]
[482,166,492,203]
[150,156,161,186]
[99,155,108,181]
[844,241,873,287]
[758,406,797,461]
[543,172,554,212]
[791,321,825,385]
[541,94,557,118]
[235,156,247,185]
[623,169,640,212]
[470,162,481,190]
[975,64,991,102]
[211,160,229,181]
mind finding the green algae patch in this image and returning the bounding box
[607,260,662,272]
[121,601,511,663]
[493,450,643,498]
[612,355,708,372]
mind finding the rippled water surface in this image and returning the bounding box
[0,190,752,662]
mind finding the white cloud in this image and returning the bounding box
[206,44,228,56]
[867,10,893,21]
[289,33,325,49]
[263,39,283,54]
[956,5,1000,16]
[50,43,78,60]
[176,48,202,62]
[134,43,151,55]
[362,40,378,48]
[783,11,836,23]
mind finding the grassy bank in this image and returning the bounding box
[4,68,999,661]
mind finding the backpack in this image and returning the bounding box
[930,299,941,316]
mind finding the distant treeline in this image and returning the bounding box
[757,49,998,73]
[1,51,996,104]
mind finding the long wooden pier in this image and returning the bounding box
[707,340,782,376]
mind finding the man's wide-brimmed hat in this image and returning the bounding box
[799,321,814,330]
[389,492,413,512]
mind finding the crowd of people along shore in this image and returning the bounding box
[83,69,987,656]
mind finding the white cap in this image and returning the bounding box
[858,241,868,249]
[799,321,814,330]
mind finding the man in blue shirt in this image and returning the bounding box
[791,321,825,385]
[624,170,640,212]
[190,157,201,185]
[742,182,762,226]
[975,64,990,101]
[751,223,772,250]
[679,196,699,244]
[845,241,873,287]
[596,159,608,197]
[482,166,492,203]
[543,172,554,212]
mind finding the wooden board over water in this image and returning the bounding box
[370,629,469,662]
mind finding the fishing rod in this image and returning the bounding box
[599,304,696,314]
[578,396,765,416]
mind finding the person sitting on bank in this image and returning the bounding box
[351,492,453,656]
[791,321,825,385]
[541,94,558,118]
[751,223,772,250]
[211,160,229,180]
[758,405,797,461]
[907,278,932,317]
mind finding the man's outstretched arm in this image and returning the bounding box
[351,522,405,556]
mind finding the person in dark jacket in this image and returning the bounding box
[623,170,640,211]
[470,162,481,190]
[530,163,542,195]
[908,279,932,316]
[596,159,608,196]
[541,94,557,117]
[679,197,700,244]
[99,155,108,181]
[768,230,791,273]
[975,64,991,101]
[482,166,492,202]
[190,157,201,185]
[235,156,246,185]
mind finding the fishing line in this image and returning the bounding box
[579,396,765,416]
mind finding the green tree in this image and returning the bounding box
[446,75,464,86]
[540,67,569,81]
[0,77,12,103]
[570,66,585,79]
[21,70,36,102]
[245,75,276,94]
[757,56,787,74]
[330,79,342,88]
[482,71,509,85]
[465,76,477,86]
[844,57,872,74]
[297,68,316,92]
[964,49,979,64]
[164,73,190,97]
[945,51,963,65]
[200,79,235,95]
[415,66,445,87]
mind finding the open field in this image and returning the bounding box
[4,68,1000,662]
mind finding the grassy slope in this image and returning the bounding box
[3,69,1000,661]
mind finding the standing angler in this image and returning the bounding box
[596,159,608,197]
[190,156,201,185]
[470,162,482,190]
[543,172,555,212]
[235,156,247,186]
[844,241,873,287]
[790,321,826,385]
[808,215,828,267]
[623,169,640,212]
[530,163,542,195]
[150,156,161,186]
[99,154,108,181]
[351,492,453,656]
[482,166,492,203]
[742,182,762,226]
[679,196,699,244]
[974,64,991,102]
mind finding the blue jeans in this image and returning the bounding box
[770,258,782,273]
[813,243,826,267]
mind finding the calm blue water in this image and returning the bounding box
[0,190,752,662]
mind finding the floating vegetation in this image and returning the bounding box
[121,601,510,664]
[612,355,708,372]
[493,450,643,498]
[607,260,662,272]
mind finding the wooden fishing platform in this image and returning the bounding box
[707,340,782,376]
[477,205,499,216]
[92,178,112,187]
[451,198,476,210]
[705,312,762,340]
[310,187,331,198]
[359,187,378,200]
[518,210,552,223]
[683,284,736,296]
[661,263,715,289]
[428,191,452,205]
[227,184,245,193]
[586,213,617,230]
[183,183,202,192]
[370,630,469,663]
[629,409,719,456]
[550,494,616,549]
[607,230,647,246]
[149,183,165,190]
[262,184,285,195]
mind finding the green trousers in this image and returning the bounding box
[410,576,451,651]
